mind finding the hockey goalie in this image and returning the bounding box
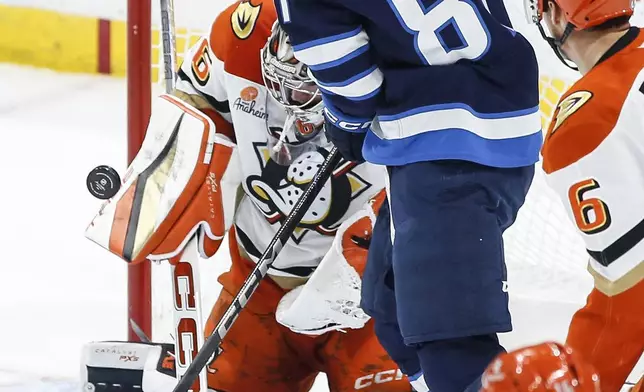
[82,0,416,391]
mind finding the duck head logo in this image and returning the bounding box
[231,0,262,40]
[246,143,371,243]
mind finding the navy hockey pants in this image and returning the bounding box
[360,159,534,391]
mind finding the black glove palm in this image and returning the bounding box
[324,124,366,163]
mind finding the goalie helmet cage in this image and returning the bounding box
[125,0,644,342]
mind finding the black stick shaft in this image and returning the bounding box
[172,148,341,392]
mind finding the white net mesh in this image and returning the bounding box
[147,1,644,341]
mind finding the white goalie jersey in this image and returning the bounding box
[172,1,384,279]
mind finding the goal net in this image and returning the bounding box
[133,0,644,345]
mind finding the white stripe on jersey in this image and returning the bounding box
[317,67,383,99]
[372,104,541,141]
[293,28,369,67]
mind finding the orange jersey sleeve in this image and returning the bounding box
[174,0,277,141]
[209,0,277,84]
[542,28,644,174]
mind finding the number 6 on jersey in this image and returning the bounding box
[568,178,612,235]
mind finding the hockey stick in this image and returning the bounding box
[157,2,210,391]
[172,147,342,392]
[159,0,177,93]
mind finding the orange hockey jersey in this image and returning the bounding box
[541,27,644,392]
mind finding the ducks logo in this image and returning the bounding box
[246,143,372,243]
[231,0,262,40]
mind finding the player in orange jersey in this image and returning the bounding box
[498,0,644,390]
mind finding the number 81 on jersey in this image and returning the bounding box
[278,0,491,65]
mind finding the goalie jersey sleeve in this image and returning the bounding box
[172,0,277,142]
[276,0,542,168]
[542,27,644,296]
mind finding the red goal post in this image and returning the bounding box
[127,0,152,341]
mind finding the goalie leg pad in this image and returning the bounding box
[81,341,176,392]
[320,320,412,391]
[203,288,318,392]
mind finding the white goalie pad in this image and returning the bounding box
[81,341,177,392]
[275,207,375,335]
[85,94,242,264]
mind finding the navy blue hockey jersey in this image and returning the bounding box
[277,0,542,168]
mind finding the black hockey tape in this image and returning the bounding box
[86,165,121,200]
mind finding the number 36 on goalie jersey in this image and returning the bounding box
[542,29,644,296]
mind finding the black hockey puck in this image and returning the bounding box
[86,165,121,200]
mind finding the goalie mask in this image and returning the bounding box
[261,22,328,165]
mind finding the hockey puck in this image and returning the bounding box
[86,165,121,200]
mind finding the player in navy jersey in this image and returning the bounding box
[276,0,540,390]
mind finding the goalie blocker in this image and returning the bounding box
[85,93,241,265]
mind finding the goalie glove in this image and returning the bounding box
[81,341,177,392]
[85,94,242,264]
[275,191,385,335]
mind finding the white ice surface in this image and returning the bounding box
[0,64,129,390]
[0,64,640,391]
